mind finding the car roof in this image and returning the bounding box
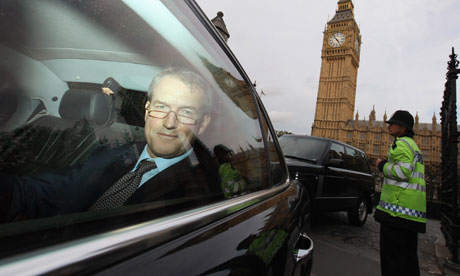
[281,134,367,155]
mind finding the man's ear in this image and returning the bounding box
[197,114,211,135]
[144,101,150,121]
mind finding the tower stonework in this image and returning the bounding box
[311,0,361,139]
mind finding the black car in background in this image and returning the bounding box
[279,135,375,226]
[0,0,313,275]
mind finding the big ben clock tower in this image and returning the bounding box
[311,0,361,139]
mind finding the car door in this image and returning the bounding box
[320,142,349,210]
[343,146,364,201]
[0,0,312,275]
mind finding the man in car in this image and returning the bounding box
[375,110,426,276]
[2,67,221,221]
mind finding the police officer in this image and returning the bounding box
[375,110,426,276]
[213,144,248,198]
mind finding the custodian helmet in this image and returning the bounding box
[385,110,414,134]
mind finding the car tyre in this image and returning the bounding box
[347,195,368,226]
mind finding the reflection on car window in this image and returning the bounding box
[279,136,328,162]
[343,146,359,171]
[359,152,371,174]
[329,143,345,161]
[260,108,285,185]
[0,0,269,254]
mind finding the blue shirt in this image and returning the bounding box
[133,146,192,188]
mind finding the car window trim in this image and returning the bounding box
[328,165,373,177]
[254,93,289,185]
[0,179,292,276]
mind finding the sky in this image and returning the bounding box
[196,0,460,134]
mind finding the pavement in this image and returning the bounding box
[308,211,459,276]
[434,235,460,276]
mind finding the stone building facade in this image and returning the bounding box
[310,0,450,200]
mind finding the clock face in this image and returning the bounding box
[329,32,345,47]
[355,38,359,52]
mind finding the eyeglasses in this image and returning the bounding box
[145,106,199,125]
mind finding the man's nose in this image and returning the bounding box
[163,111,178,129]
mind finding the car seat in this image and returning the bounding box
[0,89,113,175]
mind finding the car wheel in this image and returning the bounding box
[347,196,368,226]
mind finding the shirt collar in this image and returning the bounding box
[135,146,192,172]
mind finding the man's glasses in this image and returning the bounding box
[145,105,199,125]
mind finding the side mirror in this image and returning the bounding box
[327,158,344,168]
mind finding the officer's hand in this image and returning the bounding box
[376,158,382,167]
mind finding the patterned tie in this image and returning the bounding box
[89,159,157,210]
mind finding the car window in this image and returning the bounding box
[344,146,370,173]
[343,146,360,171]
[0,0,271,255]
[279,136,328,163]
[358,152,371,174]
[259,102,285,185]
[328,142,345,161]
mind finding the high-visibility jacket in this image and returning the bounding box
[219,163,248,198]
[248,229,288,265]
[377,136,426,224]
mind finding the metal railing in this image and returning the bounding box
[440,47,460,264]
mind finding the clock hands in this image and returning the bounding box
[329,33,344,47]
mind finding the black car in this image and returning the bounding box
[0,1,313,275]
[279,135,375,226]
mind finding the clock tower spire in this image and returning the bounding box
[311,0,361,139]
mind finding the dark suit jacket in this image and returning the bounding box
[1,140,221,222]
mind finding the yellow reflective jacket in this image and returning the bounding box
[219,163,248,198]
[377,136,426,223]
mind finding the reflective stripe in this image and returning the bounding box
[378,201,426,218]
[412,171,425,180]
[393,165,408,180]
[397,162,413,170]
[383,178,426,192]
[398,138,415,155]
[386,163,393,177]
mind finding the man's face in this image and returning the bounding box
[144,75,210,158]
[387,123,406,137]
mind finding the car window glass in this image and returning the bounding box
[343,146,360,171]
[279,136,328,163]
[328,143,345,161]
[259,107,285,185]
[359,152,371,174]
[0,0,270,254]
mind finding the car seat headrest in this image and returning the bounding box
[0,89,18,126]
[59,89,112,125]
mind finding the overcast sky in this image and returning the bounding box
[197,0,460,134]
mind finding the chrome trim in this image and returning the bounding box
[328,167,373,177]
[0,180,291,276]
[293,232,314,262]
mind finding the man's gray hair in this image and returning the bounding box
[147,67,213,114]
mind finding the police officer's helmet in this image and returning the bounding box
[385,110,414,134]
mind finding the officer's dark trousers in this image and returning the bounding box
[380,224,420,276]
